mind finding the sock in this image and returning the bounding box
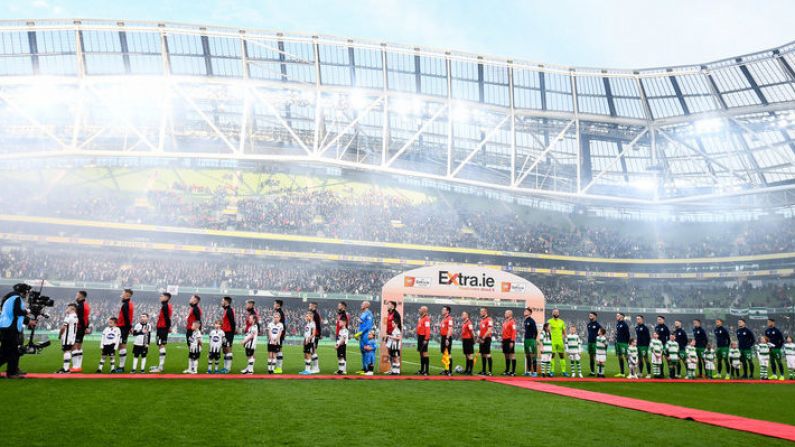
[63,352,72,371]
[141,357,147,371]
[276,352,283,369]
[481,357,486,373]
[532,358,537,373]
[589,356,595,374]
[311,354,319,371]
[487,357,492,373]
[247,356,255,372]
[339,359,346,373]
[110,357,116,370]
[72,350,83,369]
[132,357,139,371]
[511,359,516,374]
[598,364,603,375]
[618,357,625,374]
[505,358,510,373]
[305,359,311,372]
[448,358,453,374]
[560,355,567,374]
[268,359,274,372]
[224,353,233,370]
[158,348,166,369]
[118,349,127,370]
[575,360,581,376]
[98,356,105,371]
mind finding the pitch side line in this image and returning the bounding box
[18,373,795,384]
[491,379,795,442]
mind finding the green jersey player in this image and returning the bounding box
[595,328,608,378]
[665,336,680,379]
[703,344,716,379]
[540,323,553,378]
[729,342,742,379]
[685,341,698,380]
[783,336,795,380]
[650,333,664,378]
[627,339,639,379]
[757,336,772,380]
[566,326,583,378]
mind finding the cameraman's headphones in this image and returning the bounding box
[13,283,32,294]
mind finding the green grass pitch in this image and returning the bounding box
[2,342,794,446]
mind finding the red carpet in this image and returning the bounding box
[491,379,795,442]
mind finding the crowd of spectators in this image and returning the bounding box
[2,247,793,315]
[6,179,795,260]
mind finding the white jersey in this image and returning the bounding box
[337,327,349,347]
[387,327,401,350]
[61,313,78,345]
[244,324,258,350]
[188,329,202,353]
[100,327,121,349]
[208,329,225,353]
[133,322,152,346]
[304,321,316,345]
[267,322,284,345]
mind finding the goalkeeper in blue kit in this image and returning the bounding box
[354,301,374,373]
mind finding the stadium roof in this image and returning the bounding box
[0,19,794,208]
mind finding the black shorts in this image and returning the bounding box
[502,339,515,354]
[245,347,255,357]
[189,350,201,360]
[133,345,148,357]
[223,331,234,348]
[462,339,475,355]
[440,337,453,354]
[479,338,492,355]
[75,327,86,344]
[119,326,131,344]
[268,344,280,353]
[417,336,429,353]
[337,344,347,359]
[389,348,401,358]
[304,343,315,354]
[62,343,73,352]
[102,345,116,356]
[156,328,169,345]
[208,350,221,360]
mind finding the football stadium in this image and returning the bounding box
[2,3,795,446]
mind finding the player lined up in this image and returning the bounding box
[56,293,795,379]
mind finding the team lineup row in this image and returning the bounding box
[55,290,795,379]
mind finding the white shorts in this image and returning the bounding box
[787,356,795,369]
[567,352,580,361]
[758,356,769,367]
[541,353,552,362]
[596,354,606,363]
[651,355,663,365]
[687,361,697,370]
[705,362,715,371]
[732,360,741,369]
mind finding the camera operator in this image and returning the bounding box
[71,291,91,372]
[0,283,37,378]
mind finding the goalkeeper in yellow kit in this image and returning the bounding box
[547,308,568,377]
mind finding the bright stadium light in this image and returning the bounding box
[631,177,657,191]
[348,91,370,110]
[693,118,724,134]
[392,97,422,116]
[450,103,470,123]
